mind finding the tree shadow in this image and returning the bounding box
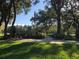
[0,42,79,59]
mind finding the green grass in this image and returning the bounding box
[0,40,79,59]
[0,33,4,36]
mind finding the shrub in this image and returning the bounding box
[52,34,65,39]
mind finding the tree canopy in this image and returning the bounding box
[0,0,38,38]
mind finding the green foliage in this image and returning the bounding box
[51,34,65,39]
[7,25,46,39]
[31,8,56,33]
[30,0,79,40]
[64,35,75,40]
[50,33,75,40]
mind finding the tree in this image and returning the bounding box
[62,0,79,40]
[32,0,79,39]
[50,0,65,34]
[0,0,35,39]
[31,8,56,34]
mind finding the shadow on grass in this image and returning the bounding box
[0,41,79,59]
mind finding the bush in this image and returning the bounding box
[22,33,45,39]
[52,34,65,39]
[64,35,75,40]
[50,33,75,40]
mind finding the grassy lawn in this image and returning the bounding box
[0,40,79,59]
[0,33,4,37]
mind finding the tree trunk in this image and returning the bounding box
[0,12,4,26]
[57,10,61,34]
[4,22,7,39]
[11,0,16,37]
[3,14,10,39]
[76,23,79,41]
[0,19,3,26]
[12,0,16,27]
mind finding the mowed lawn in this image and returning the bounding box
[0,33,4,37]
[0,40,79,59]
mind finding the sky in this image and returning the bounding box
[15,0,45,26]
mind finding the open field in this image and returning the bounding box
[0,39,79,59]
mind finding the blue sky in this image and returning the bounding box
[15,0,45,26]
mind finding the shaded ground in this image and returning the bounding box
[11,37,78,45]
[0,39,79,59]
